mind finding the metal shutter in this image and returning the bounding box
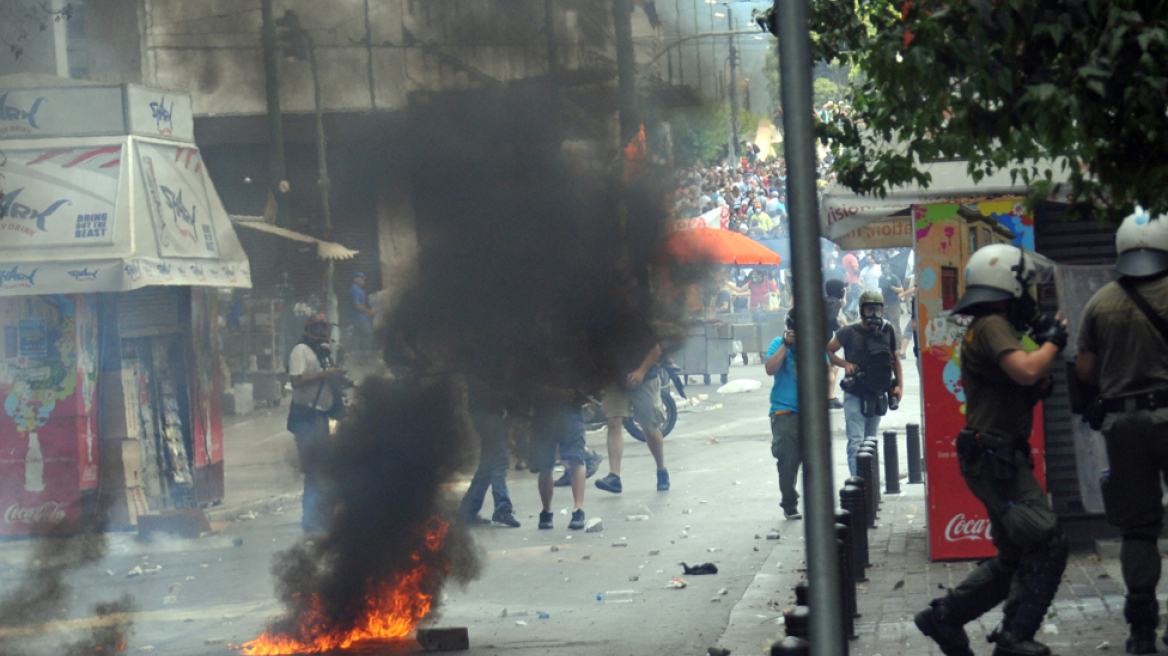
[117,287,183,338]
[1034,203,1117,516]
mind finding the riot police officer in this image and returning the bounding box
[1076,208,1168,654]
[915,244,1068,656]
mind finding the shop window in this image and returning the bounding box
[968,227,979,253]
[982,227,992,247]
[942,266,959,310]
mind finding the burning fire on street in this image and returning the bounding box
[239,519,450,655]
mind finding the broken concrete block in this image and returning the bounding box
[585,518,603,533]
[416,627,470,651]
[550,545,560,552]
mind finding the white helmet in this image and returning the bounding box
[1116,207,1168,277]
[952,244,1040,315]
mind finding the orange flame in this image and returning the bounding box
[240,518,450,655]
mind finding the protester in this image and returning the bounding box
[842,250,861,319]
[824,279,847,409]
[287,313,345,533]
[879,263,905,349]
[349,272,373,365]
[532,394,588,531]
[458,376,521,528]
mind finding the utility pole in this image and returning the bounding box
[692,0,703,93]
[613,0,639,147]
[260,0,288,227]
[674,0,684,84]
[726,4,739,162]
[772,0,845,652]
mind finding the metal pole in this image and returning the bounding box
[693,0,703,93]
[307,37,339,341]
[260,0,288,227]
[726,6,739,157]
[613,0,640,146]
[775,0,844,651]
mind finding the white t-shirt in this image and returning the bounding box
[860,263,882,291]
[289,343,335,411]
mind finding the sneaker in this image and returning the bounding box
[492,510,521,528]
[595,473,622,494]
[461,514,491,527]
[584,448,604,479]
[657,469,670,491]
[538,511,553,530]
[568,509,586,530]
[784,510,802,520]
[828,398,844,410]
[553,471,571,487]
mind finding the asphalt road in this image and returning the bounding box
[0,354,924,656]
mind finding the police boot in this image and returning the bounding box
[914,597,975,656]
[1125,593,1159,654]
[987,626,1051,656]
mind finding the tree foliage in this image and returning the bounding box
[763,0,1168,222]
[661,101,767,165]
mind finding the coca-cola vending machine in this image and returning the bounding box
[0,295,99,536]
[914,202,1045,560]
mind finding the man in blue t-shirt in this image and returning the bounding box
[766,310,804,520]
[349,272,373,364]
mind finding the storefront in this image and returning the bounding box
[0,75,251,534]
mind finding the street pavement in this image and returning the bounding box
[0,347,1142,656]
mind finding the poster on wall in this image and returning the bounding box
[915,202,1046,560]
[0,295,95,535]
[136,142,222,260]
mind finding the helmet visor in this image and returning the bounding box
[860,304,884,318]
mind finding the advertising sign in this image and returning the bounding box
[137,142,222,259]
[915,203,1046,560]
[0,295,96,535]
[126,86,194,142]
[0,87,125,139]
[0,147,121,249]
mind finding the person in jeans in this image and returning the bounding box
[287,313,345,533]
[828,290,902,476]
[766,309,805,520]
[458,380,520,528]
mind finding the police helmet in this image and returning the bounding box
[952,244,1040,315]
[1115,207,1168,277]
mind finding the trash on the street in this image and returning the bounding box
[708,647,731,656]
[238,512,256,521]
[707,547,721,553]
[515,620,527,626]
[585,518,604,532]
[233,537,244,547]
[1096,641,1110,650]
[666,578,688,589]
[629,575,639,581]
[682,562,719,575]
[612,542,628,548]
[717,379,761,394]
[683,509,692,514]
[499,608,507,618]
[717,588,728,595]
[126,566,143,578]
[1042,623,1059,635]
[710,597,722,602]
[754,546,760,551]
[537,611,549,619]
[626,515,649,521]
[550,545,560,552]
[416,627,470,651]
[648,550,660,556]
[582,555,591,560]
[560,508,567,515]
[106,569,115,576]
[204,638,223,645]
[163,595,178,605]
[766,532,781,540]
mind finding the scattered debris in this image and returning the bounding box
[163,596,178,605]
[1042,624,1059,636]
[893,580,905,590]
[754,534,762,539]
[612,543,628,548]
[708,647,732,656]
[585,518,604,533]
[710,597,722,602]
[106,569,115,577]
[233,537,244,547]
[417,627,470,651]
[204,638,224,645]
[560,509,567,515]
[126,566,143,578]
[707,438,719,445]
[666,578,688,589]
[708,547,721,553]
[626,515,649,521]
[717,588,728,595]
[185,576,195,581]
[582,555,591,560]
[238,512,256,521]
[682,562,719,575]
[537,611,549,619]
[766,532,781,540]
[550,545,560,552]
[1096,641,1110,651]
[629,575,639,582]
[649,550,660,556]
[515,621,527,626]
[683,509,692,514]
[499,608,508,618]
[754,546,760,551]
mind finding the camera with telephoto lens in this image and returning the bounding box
[888,376,900,411]
[317,347,356,390]
[840,369,866,395]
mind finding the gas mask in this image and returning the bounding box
[860,303,885,330]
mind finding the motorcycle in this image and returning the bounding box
[582,363,686,442]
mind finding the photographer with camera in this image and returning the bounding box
[828,289,903,476]
[287,313,347,533]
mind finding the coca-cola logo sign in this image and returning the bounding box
[4,502,67,525]
[944,513,993,542]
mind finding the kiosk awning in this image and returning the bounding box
[0,75,252,296]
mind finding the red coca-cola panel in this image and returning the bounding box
[921,340,1046,560]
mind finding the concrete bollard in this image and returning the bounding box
[906,423,923,483]
[794,579,808,606]
[770,636,811,656]
[883,430,900,494]
[836,525,857,639]
[856,449,878,522]
[864,439,882,506]
[783,605,810,638]
[834,510,860,618]
[840,482,869,573]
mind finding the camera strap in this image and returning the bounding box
[1118,278,1168,348]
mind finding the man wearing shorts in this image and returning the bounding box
[533,398,588,530]
[595,336,670,494]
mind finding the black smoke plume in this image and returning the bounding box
[255,85,677,645]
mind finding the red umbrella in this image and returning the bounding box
[660,228,783,266]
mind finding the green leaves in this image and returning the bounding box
[812,0,1168,222]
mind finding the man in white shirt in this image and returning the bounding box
[287,313,346,532]
[860,252,883,292]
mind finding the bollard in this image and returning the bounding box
[841,482,870,573]
[857,448,878,521]
[864,439,882,506]
[906,423,923,483]
[784,605,810,638]
[835,525,857,639]
[834,510,860,618]
[770,636,811,656]
[794,580,808,606]
[883,430,901,494]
